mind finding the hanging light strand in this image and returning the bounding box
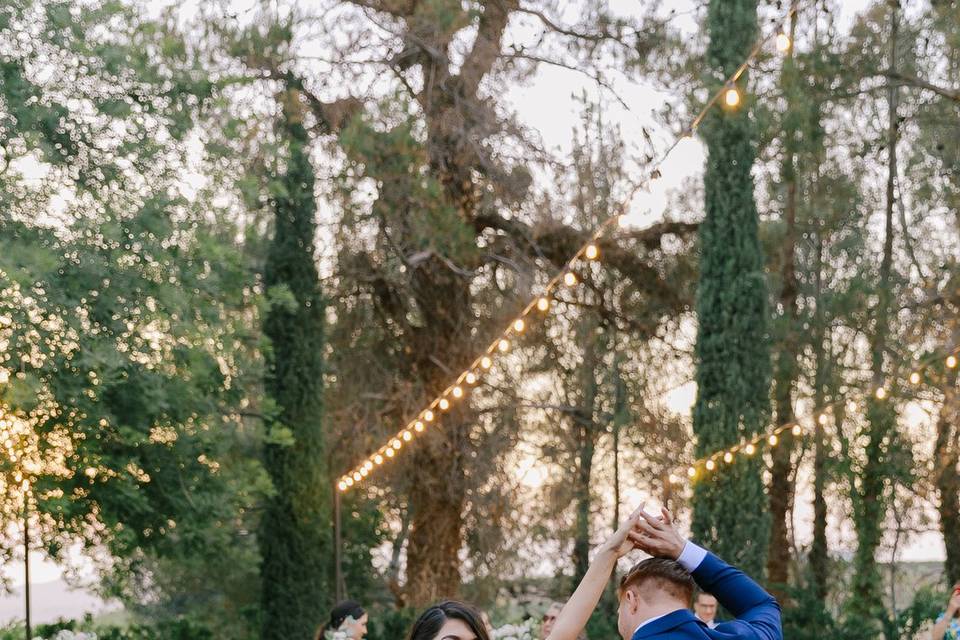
[675,341,960,485]
[337,0,812,493]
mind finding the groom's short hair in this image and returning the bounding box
[618,558,696,604]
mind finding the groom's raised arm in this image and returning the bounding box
[636,510,782,640]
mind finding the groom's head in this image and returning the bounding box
[616,558,695,639]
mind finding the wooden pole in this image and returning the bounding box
[24,493,31,640]
[334,484,345,601]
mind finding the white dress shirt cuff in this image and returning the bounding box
[677,540,708,572]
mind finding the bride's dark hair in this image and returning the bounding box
[408,600,491,640]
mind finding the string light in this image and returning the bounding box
[875,387,887,400]
[947,355,957,369]
[817,413,829,426]
[452,386,464,399]
[791,424,802,436]
[909,371,921,384]
[401,430,412,441]
[745,443,756,455]
[776,32,791,52]
[374,454,384,465]
[723,452,734,463]
[705,459,716,471]
[687,466,697,478]
[768,434,778,446]
[336,1,820,491]
[724,84,741,107]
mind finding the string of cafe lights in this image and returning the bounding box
[673,342,960,484]
[337,2,805,493]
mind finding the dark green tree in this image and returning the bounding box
[258,84,330,640]
[690,0,771,578]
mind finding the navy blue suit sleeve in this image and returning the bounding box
[692,552,782,640]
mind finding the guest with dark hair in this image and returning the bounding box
[317,600,368,640]
[408,600,491,640]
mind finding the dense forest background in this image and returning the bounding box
[0,0,959,639]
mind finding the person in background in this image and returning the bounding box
[408,600,491,640]
[931,584,960,640]
[480,610,495,637]
[317,600,368,640]
[693,592,718,629]
[542,602,563,640]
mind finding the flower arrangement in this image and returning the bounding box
[491,619,537,640]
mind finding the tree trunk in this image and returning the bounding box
[260,88,330,640]
[935,363,960,585]
[809,233,830,601]
[691,0,771,578]
[850,1,899,630]
[767,8,801,598]
[572,317,600,586]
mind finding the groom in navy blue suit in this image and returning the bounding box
[546,506,782,640]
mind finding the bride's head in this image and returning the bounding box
[408,600,491,640]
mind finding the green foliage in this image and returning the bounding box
[258,96,330,640]
[690,0,771,578]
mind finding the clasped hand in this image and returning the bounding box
[600,505,687,561]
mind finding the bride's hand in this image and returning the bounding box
[598,506,646,559]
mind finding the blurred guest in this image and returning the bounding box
[542,602,563,639]
[931,584,960,640]
[693,592,719,629]
[317,600,368,640]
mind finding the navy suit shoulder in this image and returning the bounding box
[631,551,782,640]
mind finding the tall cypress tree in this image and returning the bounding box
[260,85,330,640]
[691,0,771,578]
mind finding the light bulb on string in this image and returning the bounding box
[424,410,435,422]
[775,32,791,52]
[414,421,425,432]
[705,459,716,471]
[498,339,510,352]
[385,447,395,458]
[909,371,921,384]
[818,413,829,426]
[452,386,464,399]
[537,297,550,312]
[345,477,354,487]
[792,424,803,436]
[724,84,741,107]
[564,272,578,287]
[480,356,492,369]
[669,473,680,485]
[439,398,450,411]
[401,430,412,441]
[363,461,373,471]
[391,438,402,450]
[947,355,957,369]
[338,481,348,491]
[374,454,384,465]
[875,386,887,400]
[513,319,525,333]
[769,434,779,446]
[723,451,734,464]
[745,443,756,455]
[585,244,599,260]
[465,372,477,385]
[360,467,369,477]
[687,466,697,478]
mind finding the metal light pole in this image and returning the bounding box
[333,483,345,602]
[23,488,31,640]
